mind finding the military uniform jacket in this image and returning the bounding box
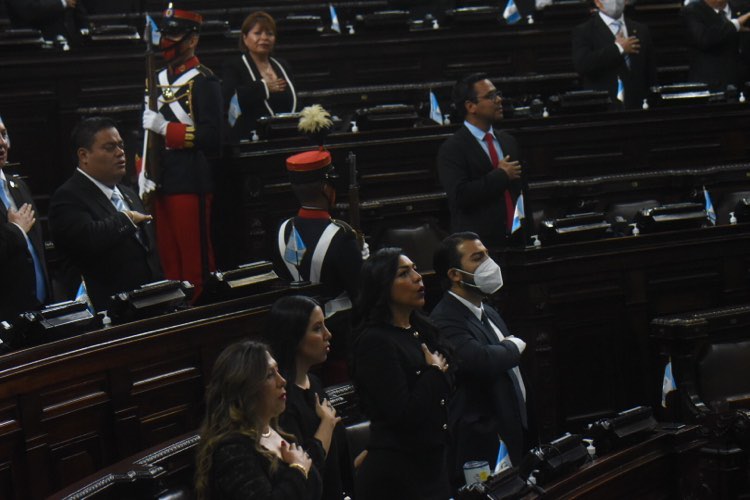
[272,209,362,300]
[154,56,223,194]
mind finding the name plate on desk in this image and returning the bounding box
[635,202,706,233]
[8,300,102,349]
[201,261,281,304]
[539,212,611,245]
[108,280,194,324]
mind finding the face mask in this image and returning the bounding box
[599,0,625,19]
[453,257,504,295]
[160,35,187,63]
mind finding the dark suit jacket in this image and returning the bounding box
[0,174,49,321]
[683,0,750,89]
[5,0,88,43]
[437,125,522,248]
[430,293,525,475]
[572,14,656,109]
[49,171,162,312]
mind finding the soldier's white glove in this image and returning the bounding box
[361,241,370,260]
[143,109,169,136]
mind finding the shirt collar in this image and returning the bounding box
[464,120,495,142]
[77,167,119,201]
[298,207,331,219]
[448,290,484,321]
[713,5,731,15]
[598,10,625,26]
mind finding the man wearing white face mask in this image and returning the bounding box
[572,0,656,109]
[430,232,527,488]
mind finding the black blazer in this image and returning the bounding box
[572,14,656,109]
[683,0,750,89]
[430,293,525,469]
[0,174,49,321]
[221,54,297,143]
[49,171,162,311]
[437,125,522,248]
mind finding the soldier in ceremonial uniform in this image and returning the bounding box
[142,5,222,300]
[273,149,363,383]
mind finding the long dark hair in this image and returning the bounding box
[194,340,291,499]
[265,295,320,384]
[353,247,444,350]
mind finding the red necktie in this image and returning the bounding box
[484,133,515,232]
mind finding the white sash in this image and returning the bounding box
[310,223,341,283]
[157,67,199,126]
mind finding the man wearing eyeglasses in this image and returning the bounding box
[437,73,522,248]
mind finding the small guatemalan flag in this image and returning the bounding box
[145,15,161,45]
[616,77,625,103]
[661,358,677,408]
[494,439,512,473]
[284,225,307,267]
[503,0,522,24]
[429,91,444,125]
[511,193,525,234]
[228,93,241,127]
[329,4,341,33]
[703,185,716,225]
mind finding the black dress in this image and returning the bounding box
[280,374,346,500]
[352,320,454,500]
[210,433,322,500]
[221,54,297,142]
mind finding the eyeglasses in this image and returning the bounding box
[477,90,502,101]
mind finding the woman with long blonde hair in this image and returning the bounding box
[195,340,321,499]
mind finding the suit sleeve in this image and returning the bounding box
[0,222,27,261]
[437,136,513,211]
[431,310,521,377]
[572,22,625,77]
[49,189,139,259]
[355,331,451,430]
[683,4,739,49]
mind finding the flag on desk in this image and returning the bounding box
[661,357,676,408]
[284,224,307,267]
[616,77,625,103]
[494,439,512,473]
[511,193,525,234]
[144,15,161,45]
[429,91,444,125]
[329,4,341,33]
[228,92,241,127]
[703,185,716,225]
[504,0,522,24]
[75,280,94,313]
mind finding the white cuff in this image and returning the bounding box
[732,19,741,31]
[614,41,625,54]
[61,0,67,7]
[506,336,526,354]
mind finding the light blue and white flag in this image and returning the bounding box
[703,185,716,225]
[503,0,522,24]
[284,225,307,266]
[75,280,94,313]
[228,93,241,127]
[494,439,512,473]
[329,4,341,33]
[661,358,676,408]
[429,91,443,125]
[511,193,525,234]
[616,77,625,103]
[145,15,161,45]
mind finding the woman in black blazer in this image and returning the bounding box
[221,11,297,142]
[352,247,454,500]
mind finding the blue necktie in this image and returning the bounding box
[111,190,125,212]
[2,179,46,303]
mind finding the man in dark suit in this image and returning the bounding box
[572,0,657,109]
[5,0,88,45]
[431,232,528,487]
[0,116,50,322]
[683,0,750,90]
[49,117,162,312]
[437,73,522,249]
